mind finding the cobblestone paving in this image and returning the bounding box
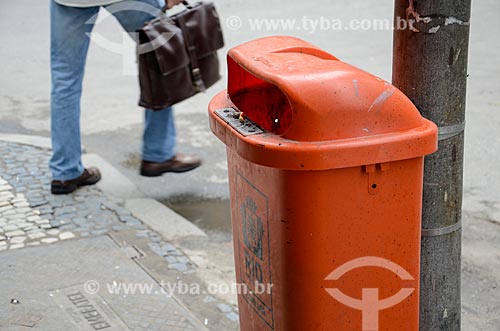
[0,141,239,327]
[0,141,195,274]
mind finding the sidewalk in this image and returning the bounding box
[0,137,239,331]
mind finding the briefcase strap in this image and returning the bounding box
[161,1,193,15]
[176,14,206,92]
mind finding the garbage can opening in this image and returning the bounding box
[227,56,292,135]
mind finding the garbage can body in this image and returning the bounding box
[209,36,438,331]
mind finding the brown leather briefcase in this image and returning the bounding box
[138,1,224,110]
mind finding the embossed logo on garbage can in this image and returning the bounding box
[236,173,274,329]
[242,197,264,259]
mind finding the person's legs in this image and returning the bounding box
[111,0,201,176]
[109,0,176,162]
[142,109,176,161]
[50,1,99,180]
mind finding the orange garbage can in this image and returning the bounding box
[208,36,438,331]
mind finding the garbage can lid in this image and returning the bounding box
[209,36,438,170]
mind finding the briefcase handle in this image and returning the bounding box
[161,0,193,13]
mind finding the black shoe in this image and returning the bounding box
[51,167,101,195]
[140,154,202,177]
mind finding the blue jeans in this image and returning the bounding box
[50,0,175,181]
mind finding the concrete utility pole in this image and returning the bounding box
[392,0,471,330]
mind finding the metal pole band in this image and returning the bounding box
[421,220,462,237]
[438,122,466,141]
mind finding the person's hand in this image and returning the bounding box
[166,0,184,9]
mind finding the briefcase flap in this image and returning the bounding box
[139,18,190,76]
[171,2,225,58]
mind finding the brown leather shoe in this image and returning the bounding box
[51,167,102,195]
[140,154,202,177]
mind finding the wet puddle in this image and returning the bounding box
[163,198,232,233]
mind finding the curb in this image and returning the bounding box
[80,154,208,240]
[0,134,208,241]
[82,153,145,200]
[125,198,207,241]
[0,133,86,153]
[0,133,52,150]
